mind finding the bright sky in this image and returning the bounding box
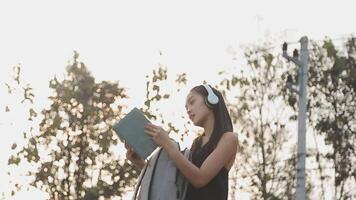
[1,0,355,199]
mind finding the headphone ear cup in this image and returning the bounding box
[204,96,214,109]
[203,84,219,106]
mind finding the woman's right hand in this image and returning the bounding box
[125,143,146,169]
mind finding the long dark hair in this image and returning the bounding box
[190,84,233,154]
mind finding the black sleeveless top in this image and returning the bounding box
[185,137,229,200]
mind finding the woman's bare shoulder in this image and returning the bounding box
[221,131,238,142]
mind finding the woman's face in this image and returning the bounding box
[185,91,212,127]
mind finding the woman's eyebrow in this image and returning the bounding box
[187,96,194,102]
[186,96,193,103]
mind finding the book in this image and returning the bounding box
[113,107,157,159]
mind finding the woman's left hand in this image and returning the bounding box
[144,124,172,149]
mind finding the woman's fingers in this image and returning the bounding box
[126,147,135,158]
[144,129,156,137]
[126,147,139,160]
[145,124,160,131]
[125,144,135,157]
[128,151,135,158]
[144,124,153,132]
[145,124,162,135]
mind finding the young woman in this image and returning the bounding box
[126,84,239,200]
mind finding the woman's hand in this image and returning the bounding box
[144,124,174,150]
[125,143,146,169]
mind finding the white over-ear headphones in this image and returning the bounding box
[203,84,219,107]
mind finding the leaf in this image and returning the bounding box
[153,85,160,92]
[13,65,21,85]
[289,115,297,121]
[21,86,35,104]
[5,83,13,94]
[11,143,17,150]
[155,94,161,101]
[28,108,38,121]
[144,100,151,108]
[29,137,36,146]
[8,155,21,165]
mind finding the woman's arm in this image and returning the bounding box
[144,124,238,188]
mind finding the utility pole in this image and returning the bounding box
[282,36,309,200]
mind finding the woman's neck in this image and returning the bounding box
[202,114,215,138]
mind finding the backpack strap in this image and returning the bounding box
[147,148,163,200]
[175,148,192,200]
[132,157,151,200]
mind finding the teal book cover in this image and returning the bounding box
[113,107,157,159]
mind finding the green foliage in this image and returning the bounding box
[307,37,356,199]
[6,37,355,199]
[142,65,190,141]
[6,55,192,199]
[8,54,137,199]
[221,46,300,199]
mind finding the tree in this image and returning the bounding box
[5,64,38,196]
[220,44,311,199]
[306,37,356,199]
[141,64,191,142]
[8,53,138,199]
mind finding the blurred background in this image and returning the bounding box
[0,0,355,199]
